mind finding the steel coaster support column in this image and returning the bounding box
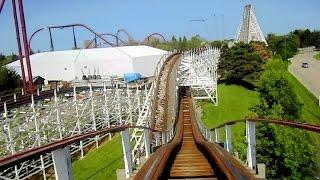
[72,26,77,49]
[12,0,26,92]
[143,129,151,158]
[225,124,232,153]
[121,128,132,178]
[215,128,220,143]
[52,146,73,180]
[89,84,99,147]
[49,28,54,51]
[246,120,256,170]
[17,0,35,93]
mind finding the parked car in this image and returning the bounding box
[301,62,309,68]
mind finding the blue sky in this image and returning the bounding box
[0,0,319,55]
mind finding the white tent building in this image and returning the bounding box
[6,45,167,82]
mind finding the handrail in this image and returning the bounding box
[28,23,114,52]
[0,125,158,170]
[209,117,320,133]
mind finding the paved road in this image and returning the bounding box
[288,50,320,98]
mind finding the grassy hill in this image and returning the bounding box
[72,135,124,180]
[287,73,320,123]
[198,84,259,156]
[199,72,320,162]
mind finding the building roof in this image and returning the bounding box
[6,45,167,81]
[7,45,166,65]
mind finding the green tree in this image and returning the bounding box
[293,29,320,48]
[219,42,264,86]
[0,66,21,94]
[267,34,298,61]
[187,35,203,49]
[0,53,6,64]
[251,59,316,179]
[253,63,301,119]
[171,36,177,42]
[210,40,224,48]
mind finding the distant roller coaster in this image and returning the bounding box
[143,32,167,44]
[28,23,115,52]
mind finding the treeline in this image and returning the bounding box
[0,53,18,65]
[148,35,224,51]
[267,29,320,61]
[0,53,20,95]
[294,29,320,48]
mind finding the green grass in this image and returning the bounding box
[286,73,320,170]
[199,77,320,158]
[287,73,320,123]
[200,84,258,128]
[314,52,320,60]
[198,84,259,157]
[72,135,124,180]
